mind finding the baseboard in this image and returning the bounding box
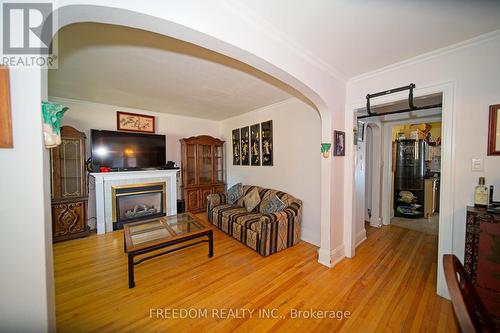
[317,245,345,268]
[355,229,367,248]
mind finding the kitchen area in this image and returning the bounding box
[391,122,441,235]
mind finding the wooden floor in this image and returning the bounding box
[53,214,457,332]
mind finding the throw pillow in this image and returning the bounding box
[243,187,261,212]
[227,182,243,204]
[262,194,286,214]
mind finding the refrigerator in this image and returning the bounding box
[394,139,426,218]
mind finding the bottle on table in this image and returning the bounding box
[474,177,489,208]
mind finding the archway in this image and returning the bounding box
[37,3,342,328]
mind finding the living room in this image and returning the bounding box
[1,1,500,332]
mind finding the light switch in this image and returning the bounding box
[471,158,484,171]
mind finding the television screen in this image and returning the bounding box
[91,129,166,171]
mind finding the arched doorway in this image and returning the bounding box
[36,3,342,328]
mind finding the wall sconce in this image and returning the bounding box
[42,101,68,148]
[321,143,331,158]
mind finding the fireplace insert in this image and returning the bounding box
[112,182,166,230]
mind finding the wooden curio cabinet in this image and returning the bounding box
[50,126,89,242]
[180,135,225,212]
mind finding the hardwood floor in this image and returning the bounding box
[53,214,457,332]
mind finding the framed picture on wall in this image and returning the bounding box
[0,66,13,148]
[487,104,500,155]
[232,128,241,165]
[117,111,155,133]
[261,120,273,166]
[240,126,250,165]
[250,123,261,165]
[334,130,345,156]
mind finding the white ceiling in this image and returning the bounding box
[233,0,500,77]
[49,23,292,120]
[49,2,500,119]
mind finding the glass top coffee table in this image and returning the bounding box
[123,212,213,288]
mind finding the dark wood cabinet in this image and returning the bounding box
[464,206,500,322]
[180,135,225,213]
[50,126,89,242]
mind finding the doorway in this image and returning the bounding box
[351,85,454,298]
[391,121,442,236]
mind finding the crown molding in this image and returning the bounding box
[219,0,348,83]
[349,29,500,84]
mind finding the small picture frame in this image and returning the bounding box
[232,128,241,165]
[250,123,261,166]
[334,130,345,156]
[0,66,13,148]
[240,126,250,166]
[117,111,155,133]
[261,120,273,166]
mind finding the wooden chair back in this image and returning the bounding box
[443,254,496,333]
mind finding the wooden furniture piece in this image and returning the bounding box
[464,206,500,328]
[123,212,213,288]
[180,135,225,212]
[50,126,89,242]
[443,254,496,333]
[465,207,500,285]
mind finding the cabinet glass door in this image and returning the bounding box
[198,144,213,184]
[214,145,224,183]
[186,144,197,186]
[60,139,83,197]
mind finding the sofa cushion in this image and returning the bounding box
[211,203,262,233]
[262,194,286,214]
[243,187,261,212]
[227,182,243,204]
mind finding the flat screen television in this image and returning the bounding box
[91,129,166,171]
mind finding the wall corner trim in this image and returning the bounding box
[355,229,367,248]
[317,245,345,268]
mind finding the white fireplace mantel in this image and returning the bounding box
[89,170,179,234]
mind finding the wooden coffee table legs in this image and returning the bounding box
[128,254,135,288]
[126,229,213,288]
[208,232,214,258]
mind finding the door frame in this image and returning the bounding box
[344,81,455,298]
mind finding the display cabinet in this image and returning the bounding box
[50,126,89,242]
[180,135,225,212]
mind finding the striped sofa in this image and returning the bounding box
[206,185,302,256]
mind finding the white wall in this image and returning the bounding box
[0,70,55,331]
[50,97,221,166]
[221,99,322,246]
[347,34,500,285]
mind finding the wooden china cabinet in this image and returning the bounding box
[50,126,89,242]
[180,135,226,212]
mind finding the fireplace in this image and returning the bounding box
[112,182,166,229]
